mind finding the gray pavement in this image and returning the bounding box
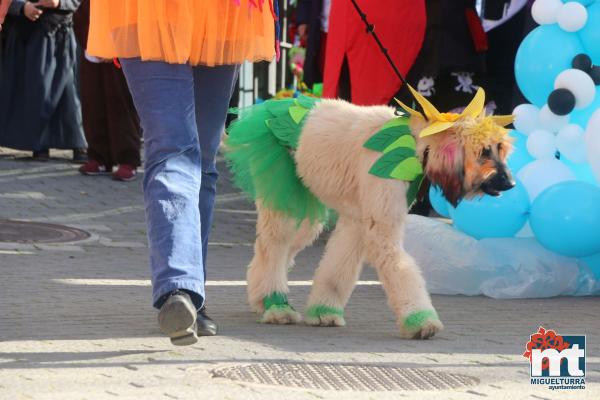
[0,147,599,400]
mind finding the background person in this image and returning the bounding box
[296,0,331,89]
[0,0,10,31]
[323,0,427,105]
[73,0,141,181]
[0,0,87,162]
[396,0,489,112]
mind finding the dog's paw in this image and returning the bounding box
[261,305,302,324]
[304,304,346,327]
[259,292,301,325]
[399,310,443,340]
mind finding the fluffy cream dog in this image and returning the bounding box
[225,88,514,339]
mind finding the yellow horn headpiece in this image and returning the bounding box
[395,85,514,138]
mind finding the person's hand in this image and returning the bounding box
[37,0,60,9]
[24,2,43,21]
[297,24,308,42]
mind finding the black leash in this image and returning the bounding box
[348,0,425,117]
[349,0,409,87]
[349,0,431,205]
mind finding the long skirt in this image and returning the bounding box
[0,16,86,151]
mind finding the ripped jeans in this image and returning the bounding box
[120,59,239,309]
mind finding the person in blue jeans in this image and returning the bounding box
[120,62,239,344]
[88,0,278,345]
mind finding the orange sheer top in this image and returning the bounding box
[87,0,276,66]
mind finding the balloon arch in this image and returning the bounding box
[409,0,600,298]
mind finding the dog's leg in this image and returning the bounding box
[305,217,364,327]
[364,220,443,339]
[288,219,324,267]
[247,205,298,324]
[247,204,321,324]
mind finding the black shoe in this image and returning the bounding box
[32,149,50,161]
[197,306,218,336]
[72,148,88,164]
[157,290,198,346]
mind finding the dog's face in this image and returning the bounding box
[398,86,516,206]
[412,116,515,206]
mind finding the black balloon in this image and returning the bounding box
[547,89,576,116]
[572,54,593,72]
[590,66,600,85]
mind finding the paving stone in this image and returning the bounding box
[0,148,598,400]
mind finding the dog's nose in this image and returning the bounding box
[489,168,515,192]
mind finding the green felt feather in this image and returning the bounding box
[289,105,309,124]
[266,114,301,148]
[224,99,329,224]
[364,116,425,205]
[390,157,423,181]
[368,147,416,179]
[406,174,425,207]
[296,95,318,109]
[383,134,416,153]
[363,124,411,152]
[264,98,295,116]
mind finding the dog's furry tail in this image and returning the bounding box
[224,97,329,224]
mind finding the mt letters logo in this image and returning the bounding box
[523,326,585,390]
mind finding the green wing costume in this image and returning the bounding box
[225,96,329,224]
[224,97,423,225]
[362,117,425,206]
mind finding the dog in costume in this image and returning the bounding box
[225,86,515,339]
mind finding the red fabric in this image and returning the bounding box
[465,8,488,52]
[323,0,426,105]
[0,0,10,26]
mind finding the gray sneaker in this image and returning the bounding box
[157,291,198,346]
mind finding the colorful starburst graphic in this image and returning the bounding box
[523,326,570,371]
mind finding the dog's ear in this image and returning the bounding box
[408,114,429,138]
[424,135,464,207]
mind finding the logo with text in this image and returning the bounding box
[523,326,585,390]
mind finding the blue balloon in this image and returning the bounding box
[578,3,600,64]
[449,180,530,239]
[564,0,596,5]
[515,25,585,106]
[561,157,599,185]
[571,92,600,127]
[507,130,535,174]
[429,186,450,218]
[530,181,600,257]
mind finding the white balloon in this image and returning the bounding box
[517,159,575,201]
[557,124,587,163]
[532,0,563,25]
[539,104,570,132]
[513,104,540,134]
[554,69,596,109]
[585,110,600,183]
[527,129,557,159]
[557,2,588,32]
